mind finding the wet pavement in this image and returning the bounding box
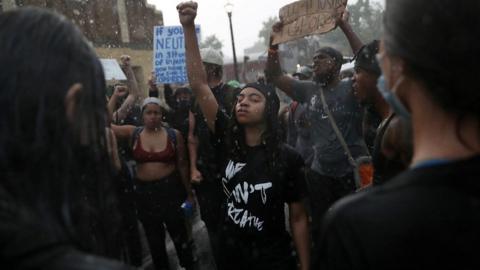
[140,206,216,270]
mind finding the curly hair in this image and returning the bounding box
[225,83,282,173]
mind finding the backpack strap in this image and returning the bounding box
[166,127,177,151]
[130,126,144,149]
[131,126,177,152]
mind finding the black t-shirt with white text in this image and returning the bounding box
[213,110,306,265]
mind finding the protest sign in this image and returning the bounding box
[100,59,127,81]
[272,0,348,45]
[153,25,201,84]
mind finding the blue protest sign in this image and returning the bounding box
[153,25,201,84]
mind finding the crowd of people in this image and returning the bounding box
[1,0,479,269]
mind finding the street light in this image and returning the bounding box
[225,1,239,81]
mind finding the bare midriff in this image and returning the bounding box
[136,162,176,181]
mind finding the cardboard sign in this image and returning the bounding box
[273,0,348,45]
[153,25,201,84]
[100,59,127,81]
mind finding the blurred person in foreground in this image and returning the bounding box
[319,0,480,269]
[0,8,132,269]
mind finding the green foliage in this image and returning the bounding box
[200,34,224,56]
[258,16,278,46]
[321,0,384,56]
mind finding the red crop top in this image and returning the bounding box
[132,134,176,164]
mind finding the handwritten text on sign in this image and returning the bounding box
[153,25,201,84]
[273,0,347,45]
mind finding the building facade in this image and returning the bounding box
[1,0,164,84]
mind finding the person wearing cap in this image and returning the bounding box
[224,80,242,112]
[162,84,193,140]
[352,41,386,154]
[111,97,195,270]
[351,40,413,187]
[266,11,370,260]
[338,12,412,187]
[179,2,310,270]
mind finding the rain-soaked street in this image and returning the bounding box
[141,205,216,270]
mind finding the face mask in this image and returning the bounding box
[377,75,411,120]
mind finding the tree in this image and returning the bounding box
[200,34,224,56]
[319,0,384,56]
[258,16,278,46]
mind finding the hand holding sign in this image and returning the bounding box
[177,1,198,27]
[272,0,348,45]
[269,21,284,47]
[336,9,350,28]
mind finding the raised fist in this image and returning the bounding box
[177,1,198,27]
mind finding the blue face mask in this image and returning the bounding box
[377,75,411,120]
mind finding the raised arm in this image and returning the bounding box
[121,55,144,101]
[108,84,128,121]
[178,2,218,132]
[337,11,364,56]
[113,56,143,122]
[265,22,296,98]
[148,73,160,98]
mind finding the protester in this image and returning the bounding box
[225,79,242,109]
[266,14,369,259]
[111,97,195,270]
[178,2,310,270]
[351,41,385,153]
[319,0,480,268]
[374,114,413,185]
[108,55,144,126]
[0,7,133,269]
[187,46,230,266]
[164,83,192,140]
[339,16,413,185]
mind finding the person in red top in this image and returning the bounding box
[112,97,195,270]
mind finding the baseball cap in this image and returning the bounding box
[354,40,381,76]
[200,48,224,66]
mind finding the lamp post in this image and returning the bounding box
[225,1,239,81]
